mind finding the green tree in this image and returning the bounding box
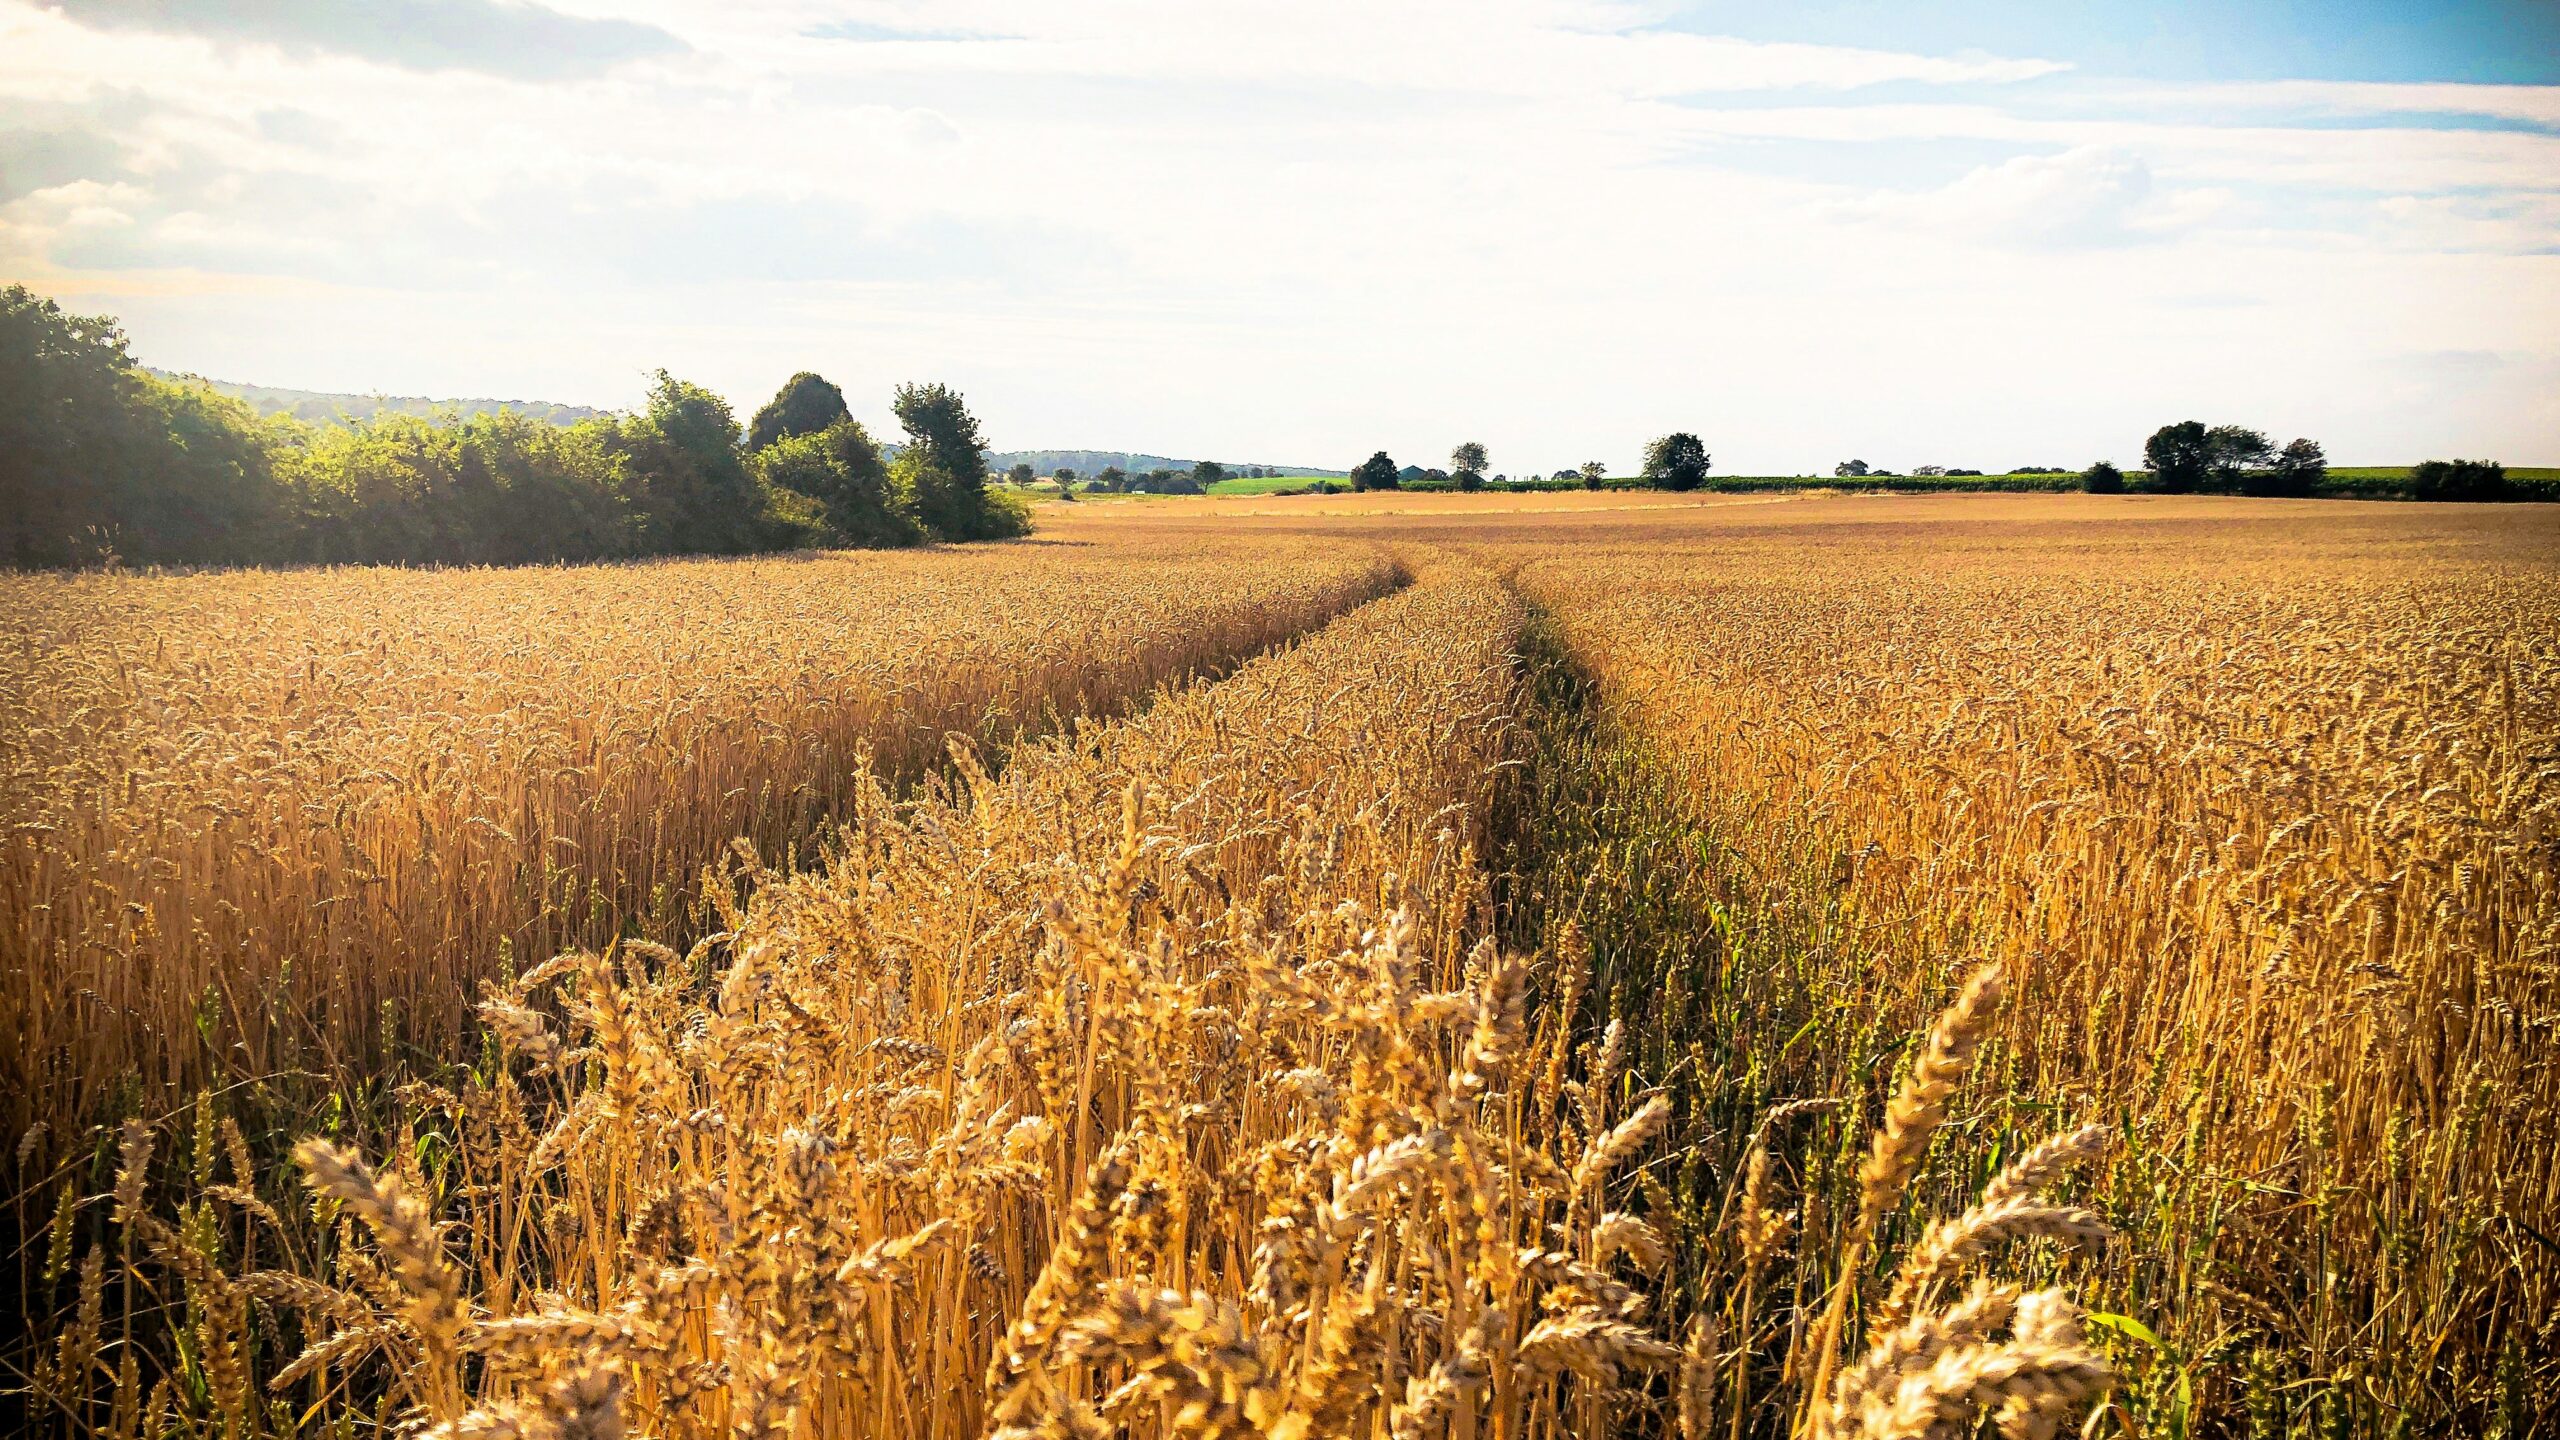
[1,284,136,565]
[1192,459,1227,489]
[1834,459,1869,478]
[1641,432,1710,491]
[2081,460,2125,494]
[2205,425,2274,489]
[2410,458,2509,502]
[755,418,918,548]
[1579,461,1607,489]
[1096,465,1127,492]
[2143,421,2211,493]
[1007,463,1036,487]
[1451,441,1488,491]
[745,372,850,453]
[1351,452,1398,492]
[891,381,1024,540]
[2256,437,2326,497]
[289,409,633,565]
[1,285,299,567]
[617,372,773,555]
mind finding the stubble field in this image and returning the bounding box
[10,492,2557,1439]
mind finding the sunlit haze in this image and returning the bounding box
[4,0,2554,471]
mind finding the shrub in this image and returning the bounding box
[2082,461,2125,494]
[755,419,921,547]
[2410,458,2510,502]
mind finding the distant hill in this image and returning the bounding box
[146,376,1341,474]
[148,371,611,427]
[991,449,1346,479]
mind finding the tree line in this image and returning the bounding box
[1342,434,1713,493]
[1009,460,1233,495]
[2090,423,2518,500]
[1,286,1025,570]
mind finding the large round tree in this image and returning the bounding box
[1641,432,1711,491]
[747,371,851,453]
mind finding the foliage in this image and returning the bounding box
[1833,459,1869,478]
[2,285,299,568]
[892,381,1026,541]
[1641,432,1711,491]
[289,410,633,565]
[2250,437,2327,497]
[1451,440,1489,491]
[2143,420,2212,492]
[2,286,1030,570]
[1581,461,1608,489]
[612,372,776,555]
[1129,467,1205,495]
[1351,450,1399,491]
[755,419,921,548]
[2411,457,2511,502]
[2081,460,2125,494]
[745,371,851,453]
[2204,424,2275,488]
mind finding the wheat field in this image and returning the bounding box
[15,494,2557,1439]
[0,539,1396,1135]
[1492,498,2560,1434]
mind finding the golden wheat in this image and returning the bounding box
[1509,496,2560,1429]
[40,550,2123,1440]
[0,537,1396,1133]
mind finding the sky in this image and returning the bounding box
[1,1,2554,474]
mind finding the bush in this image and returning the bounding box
[3,286,302,567]
[289,410,634,565]
[2,283,1026,570]
[2410,458,2510,502]
[2082,461,2125,494]
[755,419,920,548]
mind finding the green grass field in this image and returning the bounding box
[1092,466,2560,503]
[1206,473,1343,495]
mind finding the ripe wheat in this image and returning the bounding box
[0,538,1396,1134]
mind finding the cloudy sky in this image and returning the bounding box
[2,1,2554,473]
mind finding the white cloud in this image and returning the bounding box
[1,0,2554,470]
